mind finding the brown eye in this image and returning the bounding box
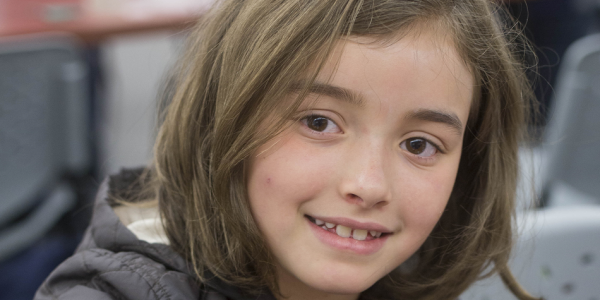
[400,137,438,158]
[306,116,329,131]
[406,138,426,154]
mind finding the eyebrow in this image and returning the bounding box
[404,109,464,135]
[290,81,464,134]
[290,80,365,107]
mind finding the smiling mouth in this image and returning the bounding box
[305,215,390,241]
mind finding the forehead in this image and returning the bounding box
[309,25,474,126]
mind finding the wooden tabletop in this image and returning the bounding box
[0,0,213,44]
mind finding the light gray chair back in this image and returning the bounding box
[0,33,90,260]
[461,206,600,300]
[542,33,600,205]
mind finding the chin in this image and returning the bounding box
[300,270,380,295]
[309,282,372,296]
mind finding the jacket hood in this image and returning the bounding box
[98,168,275,300]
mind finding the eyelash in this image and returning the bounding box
[400,137,444,163]
[300,114,444,161]
[300,114,342,135]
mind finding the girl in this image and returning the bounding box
[36,0,539,299]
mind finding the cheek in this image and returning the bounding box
[251,146,330,199]
[400,165,458,231]
[247,138,337,225]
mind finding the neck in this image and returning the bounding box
[275,267,360,300]
[275,287,360,300]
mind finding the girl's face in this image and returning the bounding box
[247,26,474,300]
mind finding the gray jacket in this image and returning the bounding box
[35,169,275,300]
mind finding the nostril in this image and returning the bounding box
[374,200,389,208]
[344,193,363,205]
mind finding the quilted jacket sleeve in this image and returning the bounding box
[34,248,200,300]
[34,175,202,300]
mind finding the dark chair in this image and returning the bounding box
[0,33,92,300]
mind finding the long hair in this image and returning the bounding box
[151,1,538,299]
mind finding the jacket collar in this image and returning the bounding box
[88,168,276,300]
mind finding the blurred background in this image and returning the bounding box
[0,1,209,299]
[0,0,599,299]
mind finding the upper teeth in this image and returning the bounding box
[314,218,383,240]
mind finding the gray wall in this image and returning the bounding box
[98,31,183,177]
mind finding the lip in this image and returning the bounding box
[306,217,390,255]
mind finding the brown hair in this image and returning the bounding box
[151,0,539,299]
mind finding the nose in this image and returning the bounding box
[338,140,392,209]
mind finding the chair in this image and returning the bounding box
[0,33,91,261]
[541,33,600,206]
[460,206,600,300]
